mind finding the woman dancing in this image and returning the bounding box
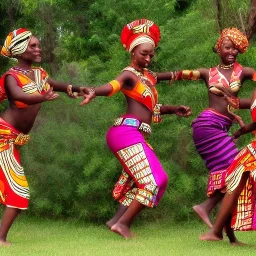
[170,28,255,228]
[0,28,89,246]
[81,19,192,239]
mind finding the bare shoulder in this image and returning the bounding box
[5,74,18,87]
[119,69,138,85]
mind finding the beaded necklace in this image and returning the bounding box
[12,66,34,75]
[218,63,234,70]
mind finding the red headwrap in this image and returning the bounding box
[120,19,160,52]
[215,28,248,54]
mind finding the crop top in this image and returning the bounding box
[208,62,243,96]
[121,67,158,112]
[0,67,50,108]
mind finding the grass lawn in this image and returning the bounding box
[0,216,255,256]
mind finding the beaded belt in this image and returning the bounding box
[113,117,152,135]
[0,128,30,149]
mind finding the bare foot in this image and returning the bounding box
[0,240,11,247]
[110,223,134,239]
[230,240,246,246]
[193,205,213,228]
[199,230,223,241]
[106,219,115,229]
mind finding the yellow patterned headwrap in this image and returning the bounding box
[215,28,248,54]
[1,28,32,58]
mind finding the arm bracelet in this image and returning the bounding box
[153,104,163,123]
[67,84,78,99]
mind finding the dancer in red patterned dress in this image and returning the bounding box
[200,87,256,244]
[0,28,90,246]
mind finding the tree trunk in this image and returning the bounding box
[247,0,256,40]
[7,0,16,29]
[39,4,58,74]
[215,0,222,32]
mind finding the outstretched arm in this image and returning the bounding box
[232,122,256,139]
[242,66,256,81]
[156,68,208,84]
[160,105,192,117]
[80,71,136,105]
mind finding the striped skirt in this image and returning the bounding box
[192,109,239,196]
[0,118,30,209]
[226,141,256,231]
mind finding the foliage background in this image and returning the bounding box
[0,0,255,222]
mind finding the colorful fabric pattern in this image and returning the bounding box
[208,62,243,96]
[121,67,158,112]
[106,115,168,208]
[120,19,160,52]
[1,28,32,58]
[225,142,256,230]
[207,169,227,196]
[0,67,50,107]
[192,109,239,195]
[0,118,30,209]
[215,28,248,54]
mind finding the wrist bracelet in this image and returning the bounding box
[88,87,96,99]
[153,104,162,123]
[67,84,78,99]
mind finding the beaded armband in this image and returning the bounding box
[108,80,121,96]
[67,85,78,98]
[153,104,162,123]
[170,70,200,84]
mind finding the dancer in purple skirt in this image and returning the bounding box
[170,28,255,230]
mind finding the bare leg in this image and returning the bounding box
[200,172,250,241]
[0,207,21,246]
[193,190,224,228]
[106,204,128,229]
[224,216,245,246]
[111,200,144,239]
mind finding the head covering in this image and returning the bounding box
[215,28,248,54]
[1,28,32,58]
[120,19,160,52]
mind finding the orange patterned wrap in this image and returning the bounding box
[215,28,248,54]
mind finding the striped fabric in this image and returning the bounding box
[192,109,239,194]
[0,118,30,209]
[225,141,256,230]
[1,28,32,58]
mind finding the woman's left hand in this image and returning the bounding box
[173,105,192,117]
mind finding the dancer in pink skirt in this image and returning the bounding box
[81,19,191,239]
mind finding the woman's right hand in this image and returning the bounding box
[43,87,59,101]
[80,88,96,106]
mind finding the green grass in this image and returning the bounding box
[0,216,255,256]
